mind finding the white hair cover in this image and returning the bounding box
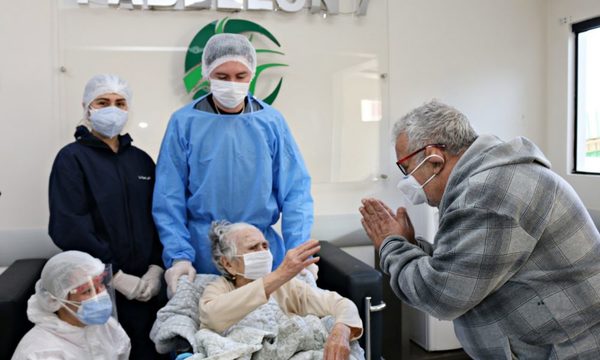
[35,251,105,312]
[201,33,257,79]
[81,74,132,119]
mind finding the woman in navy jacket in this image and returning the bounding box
[48,74,167,360]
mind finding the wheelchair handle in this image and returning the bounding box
[365,296,386,360]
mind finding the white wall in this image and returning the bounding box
[0,2,58,229]
[546,0,600,224]
[0,2,61,263]
[0,0,551,265]
[388,0,546,144]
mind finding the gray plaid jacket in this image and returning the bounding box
[380,135,600,359]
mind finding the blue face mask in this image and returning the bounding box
[74,292,113,325]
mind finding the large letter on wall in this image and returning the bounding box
[310,0,338,14]
[248,0,273,10]
[217,0,243,10]
[185,0,212,8]
[78,0,147,4]
[276,0,306,12]
[112,0,146,5]
[148,0,178,5]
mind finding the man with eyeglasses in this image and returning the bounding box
[359,100,600,359]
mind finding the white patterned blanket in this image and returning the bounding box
[150,275,364,360]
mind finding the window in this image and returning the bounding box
[573,17,600,174]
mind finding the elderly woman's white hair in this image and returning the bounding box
[209,220,258,280]
[81,74,132,120]
[35,251,105,312]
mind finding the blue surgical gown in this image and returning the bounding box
[152,95,313,274]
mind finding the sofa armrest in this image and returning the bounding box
[0,259,47,360]
[316,241,384,360]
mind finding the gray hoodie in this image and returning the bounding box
[380,135,600,359]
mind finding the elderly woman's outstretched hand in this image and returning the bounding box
[263,239,320,296]
[278,239,320,281]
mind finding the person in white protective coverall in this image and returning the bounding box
[11,251,130,360]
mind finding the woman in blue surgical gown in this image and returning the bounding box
[153,33,314,295]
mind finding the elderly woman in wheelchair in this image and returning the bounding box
[198,220,364,360]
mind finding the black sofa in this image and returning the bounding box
[0,258,47,360]
[0,241,384,360]
[317,240,385,360]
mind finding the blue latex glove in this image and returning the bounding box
[175,353,193,360]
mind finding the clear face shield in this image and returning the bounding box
[59,264,118,325]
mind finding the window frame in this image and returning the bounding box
[572,16,600,175]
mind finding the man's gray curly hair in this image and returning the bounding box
[209,220,257,280]
[392,100,478,160]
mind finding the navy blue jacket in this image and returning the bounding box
[49,126,162,276]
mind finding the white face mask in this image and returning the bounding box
[236,250,273,280]
[397,154,444,205]
[210,79,249,109]
[89,106,128,138]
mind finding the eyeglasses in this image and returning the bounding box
[396,144,446,176]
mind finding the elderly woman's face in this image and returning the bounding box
[222,227,269,277]
[89,93,128,111]
[234,227,269,256]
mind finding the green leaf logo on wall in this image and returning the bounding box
[184,18,288,105]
